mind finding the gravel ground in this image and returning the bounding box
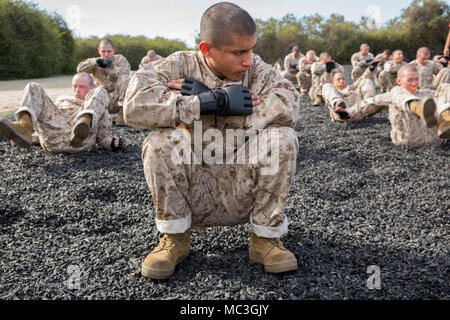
[0,68,449,300]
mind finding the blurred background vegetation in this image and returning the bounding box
[0,0,448,80]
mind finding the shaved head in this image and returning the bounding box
[200,2,256,49]
[397,64,418,79]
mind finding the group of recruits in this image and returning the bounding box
[279,43,450,146]
[0,2,449,280]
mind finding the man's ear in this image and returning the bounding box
[97,47,101,56]
[396,78,402,86]
[199,41,213,58]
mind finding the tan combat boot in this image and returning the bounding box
[312,96,323,106]
[249,232,297,273]
[409,97,437,128]
[70,114,92,148]
[141,230,191,279]
[438,109,450,139]
[115,107,126,126]
[0,111,33,147]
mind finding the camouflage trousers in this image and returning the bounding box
[281,71,298,87]
[141,126,299,238]
[15,82,112,153]
[377,71,397,93]
[296,71,312,93]
[430,68,450,90]
[106,75,130,114]
[351,66,367,81]
[322,79,376,122]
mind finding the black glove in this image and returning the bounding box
[181,76,210,96]
[379,61,386,67]
[289,64,299,71]
[325,62,336,73]
[97,59,113,68]
[366,58,373,64]
[198,86,253,116]
[437,55,450,68]
[369,60,380,71]
[336,110,349,120]
[181,78,253,116]
[111,137,123,152]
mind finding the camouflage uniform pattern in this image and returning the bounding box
[281,52,304,84]
[351,52,375,81]
[77,54,131,114]
[296,56,317,93]
[347,84,450,147]
[409,60,450,89]
[373,53,392,85]
[322,68,376,121]
[378,61,408,92]
[309,61,345,100]
[124,50,300,238]
[15,83,113,153]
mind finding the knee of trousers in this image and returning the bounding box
[261,127,298,169]
[142,128,190,168]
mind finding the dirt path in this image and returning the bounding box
[0,76,73,116]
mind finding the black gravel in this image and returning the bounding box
[0,68,449,300]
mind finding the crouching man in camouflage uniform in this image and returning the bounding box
[77,38,131,126]
[409,47,450,90]
[281,46,304,87]
[322,64,378,122]
[350,43,375,81]
[296,50,317,96]
[0,73,123,153]
[124,2,300,279]
[310,52,345,106]
[341,65,450,147]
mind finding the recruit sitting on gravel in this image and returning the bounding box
[124,2,300,279]
[322,65,378,122]
[0,73,123,153]
[77,38,131,126]
[309,52,345,106]
[337,65,450,147]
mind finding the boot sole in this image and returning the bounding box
[141,253,189,280]
[438,124,450,139]
[0,120,31,148]
[421,98,437,128]
[249,251,298,273]
[70,121,90,148]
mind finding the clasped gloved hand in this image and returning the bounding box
[325,62,336,73]
[369,60,380,71]
[97,59,113,68]
[437,55,450,68]
[289,64,299,72]
[181,77,253,116]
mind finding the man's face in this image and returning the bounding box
[397,70,419,94]
[320,56,331,64]
[202,33,257,81]
[383,52,390,60]
[293,50,300,58]
[73,75,94,100]
[306,53,315,64]
[416,53,430,65]
[360,46,369,55]
[333,73,346,90]
[98,44,115,60]
[393,52,404,64]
